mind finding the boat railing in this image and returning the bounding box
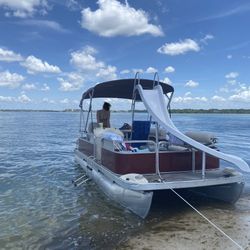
[153,72,160,88]
[102,138,166,177]
[84,131,210,180]
[102,139,156,153]
[123,139,210,180]
[122,140,156,149]
[167,140,208,179]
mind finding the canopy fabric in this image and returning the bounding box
[80,78,174,106]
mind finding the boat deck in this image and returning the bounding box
[118,168,243,191]
[145,169,233,183]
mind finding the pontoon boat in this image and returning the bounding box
[75,74,250,218]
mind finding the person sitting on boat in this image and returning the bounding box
[96,102,111,128]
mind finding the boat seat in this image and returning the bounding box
[131,120,151,147]
[88,122,99,133]
[148,127,167,141]
[167,145,189,151]
[168,133,185,146]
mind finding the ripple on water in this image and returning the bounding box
[0,112,250,249]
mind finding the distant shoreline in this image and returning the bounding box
[1,109,250,114]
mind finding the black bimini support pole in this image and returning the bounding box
[84,89,94,133]
[130,72,141,139]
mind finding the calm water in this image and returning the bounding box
[0,112,250,249]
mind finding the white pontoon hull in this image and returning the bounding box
[75,150,244,218]
[75,151,153,218]
[188,182,244,204]
[75,76,248,218]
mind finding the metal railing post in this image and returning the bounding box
[202,152,206,178]
[130,72,141,140]
[192,149,195,173]
[153,72,160,88]
[84,91,94,132]
[155,123,160,176]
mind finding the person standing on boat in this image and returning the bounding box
[96,102,111,128]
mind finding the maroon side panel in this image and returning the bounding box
[101,149,156,174]
[79,138,94,156]
[195,152,219,170]
[159,152,192,172]
[78,138,219,174]
[101,149,219,174]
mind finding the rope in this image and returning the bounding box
[170,188,244,250]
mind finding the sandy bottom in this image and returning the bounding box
[119,193,250,250]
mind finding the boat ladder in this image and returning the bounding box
[72,174,90,187]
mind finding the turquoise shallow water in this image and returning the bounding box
[0,112,250,249]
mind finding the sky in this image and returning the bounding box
[0,0,250,110]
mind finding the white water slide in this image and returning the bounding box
[136,84,250,173]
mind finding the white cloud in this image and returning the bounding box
[227,79,236,85]
[0,70,25,88]
[164,66,175,73]
[120,69,130,74]
[0,95,15,102]
[20,20,68,33]
[58,72,84,92]
[0,48,23,62]
[173,96,207,103]
[0,93,32,104]
[162,77,172,85]
[70,46,117,80]
[60,98,70,104]
[234,84,247,93]
[80,0,163,37]
[200,34,214,44]
[211,95,226,102]
[42,97,55,104]
[185,80,199,88]
[0,0,49,18]
[96,65,117,80]
[197,97,208,102]
[41,83,50,91]
[227,54,232,59]
[200,3,250,21]
[66,0,81,11]
[184,92,191,96]
[22,83,36,90]
[157,39,200,56]
[72,99,79,104]
[145,67,157,74]
[0,94,31,103]
[17,94,31,103]
[225,72,239,79]
[70,46,104,72]
[132,68,144,74]
[219,86,229,93]
[21,55,61,74]
[229,86,250,102]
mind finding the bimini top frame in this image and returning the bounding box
[78,75,174,135]
[79,77,174,107]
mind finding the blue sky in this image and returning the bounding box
[0,0,250,110]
